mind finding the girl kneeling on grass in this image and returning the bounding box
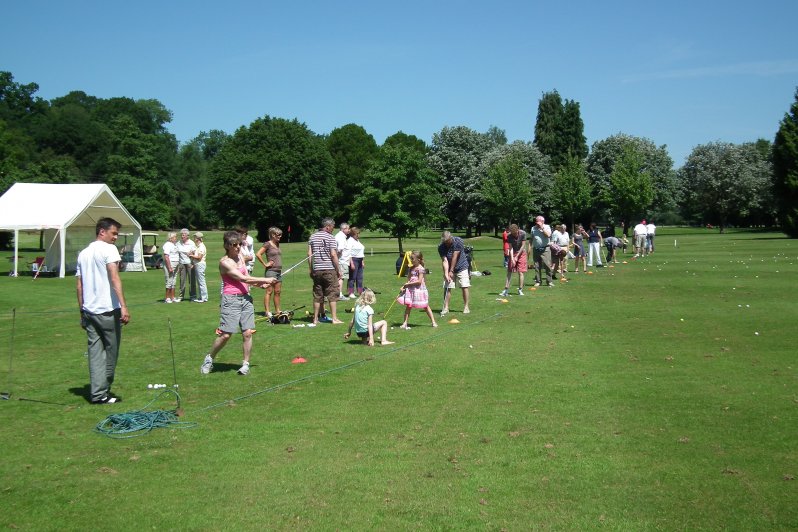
[397,250,437,329]
[344,288,394,346]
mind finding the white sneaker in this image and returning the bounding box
[165,298,172,303]
[237,362,250,376]
[463,307,470,314]
[440,308,449,317]
[499,289,508,297]
[534,282,541,287]
[173,298,182,303]
[517,289,525,296]
[200,354,213,374]
[349,293,357,299]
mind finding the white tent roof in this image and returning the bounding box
[0,183,144,277]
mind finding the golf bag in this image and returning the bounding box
[269,305,305,325]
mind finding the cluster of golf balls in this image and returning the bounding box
[147,383,178,389]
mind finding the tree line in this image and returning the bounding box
[2,71,797,250]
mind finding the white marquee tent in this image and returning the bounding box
[0,183,145,278]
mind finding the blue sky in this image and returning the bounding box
[3,0,796,166]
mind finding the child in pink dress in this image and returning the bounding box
[397,251,438,329]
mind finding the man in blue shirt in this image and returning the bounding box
[438,231,471,316]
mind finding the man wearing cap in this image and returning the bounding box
[190,232,208,302]
[438,231,471,316]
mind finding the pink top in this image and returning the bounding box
[222,257,249,295]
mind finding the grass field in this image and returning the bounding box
[1,228,796,530]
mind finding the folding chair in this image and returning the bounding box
[30,256,45,279]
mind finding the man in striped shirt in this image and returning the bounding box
[308,217,344,324]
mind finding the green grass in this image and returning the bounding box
[1,228,797,530]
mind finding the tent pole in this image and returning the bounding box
[59,229,66,278]
[13,230,19,277]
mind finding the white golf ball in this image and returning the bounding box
[173,384,179,389]
[147,384,153,389]
[755,332,760,336]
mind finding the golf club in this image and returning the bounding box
[1,308,15,400]
[382,289,404,320]
[280,256,310,277]
[168,317,178,388]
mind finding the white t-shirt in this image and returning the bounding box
[553,231,570,247]
[176,238,196,265]
[242,235,255,272]
[633,223,647,236]
[76,240,121,314]
[162,240,179,268]
[335,231,348,253]
[647,224,656,235]
[347,238,365,259]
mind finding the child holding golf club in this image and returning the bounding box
[344,288,394,346]
[397,251,437,329]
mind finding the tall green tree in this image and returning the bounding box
[477,141,552,231]
[607,146,654,230]
[533,90,587,172]
[383,131,427,155]
[551,155,592,230]
[350,145,442,254]
[679,142,771,232]
[773,88,798,237]
[207,116,334,240]
[586,133,676,227]
[326,124,379,222]
[104,115,171,228]
[427,126,497,233]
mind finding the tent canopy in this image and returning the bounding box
[0,183,144,277]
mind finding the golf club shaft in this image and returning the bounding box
[168,317,178,387]
[280,256,310,276]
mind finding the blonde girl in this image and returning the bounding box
[255,227,283,317]
[396,251,437,329]
[344,289,394,346]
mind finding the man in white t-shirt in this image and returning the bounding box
[646,221,657,254]
[633,220,648,258]
[76,217,130,404]
[335,222,351,300]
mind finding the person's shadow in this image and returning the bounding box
[68,384,93,403]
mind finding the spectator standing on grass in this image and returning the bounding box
[335,222,351,300]
[162,232,179,303]
[237,226,255,273]
[76,217,130,404]
[586,222,604,268]
[176,228,196,301]
[255,227,283,318]
[552,224,570,278]
[200,231,277,376]
[346,226,366,298]
[646,220,656,254]
[633,220,648,257]
[500,224,527,297]
[308,217,343,324]
[531,216,554,286]
[190,232,208,302]
[572,224,588,273]
[438,231,471,316]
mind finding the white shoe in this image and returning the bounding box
[499,289,508,297]
[200,354,213,374]
[440,308,449,317]
[237,362,250,376]
[517,289,524,296]
[349,293,357,299]
[463,307,470,314]
[173,298,182,303]
[164,298,172,303]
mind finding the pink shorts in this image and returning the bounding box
[508,251,528,273]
